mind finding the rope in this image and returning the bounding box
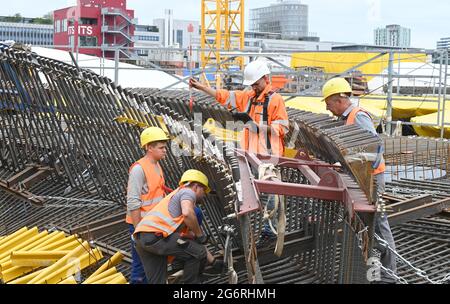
[258,163,286,257]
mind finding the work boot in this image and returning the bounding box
[211,258,225,272]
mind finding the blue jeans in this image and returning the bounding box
[129,224,148,284]
[374,173,397,282]
[194,206,203,226]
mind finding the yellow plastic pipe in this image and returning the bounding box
[2,240,83,282]
[0,232,64,282]
[10,251,70,267]
[106,273,127,284]
[2,264,38,283]
[17,230,51,252]
[83,267,118,284]
[91,272,123,284]
[37,248,103,284]
[31,232,66,250]
[84,251,123,282]
[28,241,91,284]
[37,235,77,251]
[55,240,84,251]
[58,276,77,285]
[7,268,44,284]
[0,227,39,258]
[0,227,28,247]
[1,234,56,282]
[0,231,49,274]
[0,229,43,263]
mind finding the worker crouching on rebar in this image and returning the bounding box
[322,78,397,283]
[126,127,170,284]
[133,170,223,284]
[190,60,289,244]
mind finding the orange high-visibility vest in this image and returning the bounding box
[216,84,289,156]
[345,107,386,175]
[134,187,185,237]
[125,157,166,224]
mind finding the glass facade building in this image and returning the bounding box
[250,0,308,40]
[0,22,53,45]
[374,24,411,48]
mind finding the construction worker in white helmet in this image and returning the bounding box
[134,169,223,284]
[190,60,289,246]
[322,77,397,283]
[190,59,289,156]
[126,127,170,284]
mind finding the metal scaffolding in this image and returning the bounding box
[201,0,245,87]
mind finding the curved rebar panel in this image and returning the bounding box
[0,45,380,283]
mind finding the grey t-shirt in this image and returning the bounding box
[342,104,384,168]
[127,163,196,216]
[127,164,148,212]
[168,188,197,218]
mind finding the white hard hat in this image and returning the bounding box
[243,60,271,86]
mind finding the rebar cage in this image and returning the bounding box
[0,44,405,284]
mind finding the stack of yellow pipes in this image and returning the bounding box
[0,227,127,284]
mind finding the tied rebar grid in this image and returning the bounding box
[384,136,450,182]
[0,45,394,284]
[381,171,450,283]
[0,45,239,281]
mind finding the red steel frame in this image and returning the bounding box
[236,149,375,218]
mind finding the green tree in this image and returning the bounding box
[5,13,22,23]
[42,12,54,21]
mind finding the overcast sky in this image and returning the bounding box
[1,0,446,49]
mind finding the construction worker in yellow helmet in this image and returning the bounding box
[322,77,397,283]
[134,169,223,284]
[126,126,170,284]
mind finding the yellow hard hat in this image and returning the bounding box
[322,78,352,100]
[179,170,211,194]
[140,127,169,148]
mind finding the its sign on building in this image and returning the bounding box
[53,0,136,58]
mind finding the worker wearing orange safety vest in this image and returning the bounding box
[190,60,289,156]
[322,77,397,283]
[134,170,222,284]
[126,127,170,284]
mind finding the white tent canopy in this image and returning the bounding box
[368,62,448,94]
[31,47,188,90]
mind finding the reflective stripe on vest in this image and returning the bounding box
[271,119,289,133]
[134,188,185,238]
[226,91,237,109]
[137,219,174,236]
[126,157,166,224]
[345,107,385,175]
[142,195,165,208]
[244,92,275,153]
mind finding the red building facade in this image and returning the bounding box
[53,0,136,58]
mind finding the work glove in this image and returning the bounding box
[211,258,225,272]
[231,111,253,124]
[231,111,259,133]
[195,234,209,245]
